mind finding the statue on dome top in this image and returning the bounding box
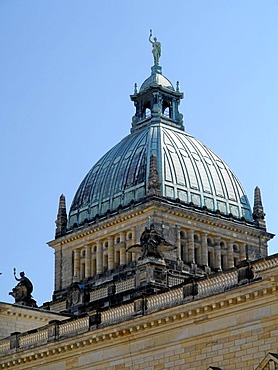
[149,29,161,66]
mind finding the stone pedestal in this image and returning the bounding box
[135,258,168,291]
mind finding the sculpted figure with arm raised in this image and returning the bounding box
[149,29,161,65]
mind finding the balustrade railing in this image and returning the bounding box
[0,256,277,357]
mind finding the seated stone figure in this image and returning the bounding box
[9,270,37,307]
[128,223,175,260]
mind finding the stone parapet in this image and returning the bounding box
[0,254,277,362]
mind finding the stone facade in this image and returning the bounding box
[0,256,277,369]
[48,199,272,302]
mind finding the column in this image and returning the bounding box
[227,242,234,269]
[85,245,91,278]
[214,237,221,270]
[188,230,195,264]
[176,226,181,260]
[201,233,208,266]
[131,228,137,262]
[239,243,246,261]
[126,232,132,264]
[120,232,126,266]
[108,237,114,271]
[91,255,96,276]
[73,249,80,281]
[96,240,103,274]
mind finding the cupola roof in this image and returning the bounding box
[66,34,253,231]
[140,65,174,92]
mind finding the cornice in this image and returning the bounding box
[48,199,272,249]
[1,265,277,368]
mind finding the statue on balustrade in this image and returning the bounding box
[9,269,37,307]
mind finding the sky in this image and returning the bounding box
[0,0,277,306]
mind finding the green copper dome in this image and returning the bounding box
[68,123,252,229]
[140,65,174,92]
[68,64,252,229]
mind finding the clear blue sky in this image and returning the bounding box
[0,0,277,305]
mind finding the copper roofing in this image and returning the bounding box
[68,123,252,228]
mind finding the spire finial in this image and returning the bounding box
[149,29,161,66]
[252,186,266,229]
[148,154,161,196]
[55,194,68,238]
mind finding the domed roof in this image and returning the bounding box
[139,65,174,92]
[68,123,252,229]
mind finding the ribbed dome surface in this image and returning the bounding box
[68,123,252,228]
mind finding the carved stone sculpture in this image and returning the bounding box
[128,223,175,260]
[9,269,37,307]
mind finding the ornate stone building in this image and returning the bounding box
[0,40,277,370]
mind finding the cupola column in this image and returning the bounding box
[108,237,114,271]
[214,237,222,271]
[188,230,195,264]
[131,228,137,261]
[176,226,181,260]
[96,241,103,274]
[91,252,96,276]
[201,233,208,266]
[73,249,80,282]
[227,242,234,269]
[239,243,247,262]
[120,232,126,266]
[126,233,132,264]
[85,245,91,277]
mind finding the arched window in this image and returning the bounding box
[143,101,151,118]
[233,244,239,252]
[220,241,226,249]
[180,231,186,240]
[162,100,171,118]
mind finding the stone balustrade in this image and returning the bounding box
[102,303,134,325]
[0,339,10,354]
[19,329,48,348]
[59,316,89,337]
[0,256,277,357]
